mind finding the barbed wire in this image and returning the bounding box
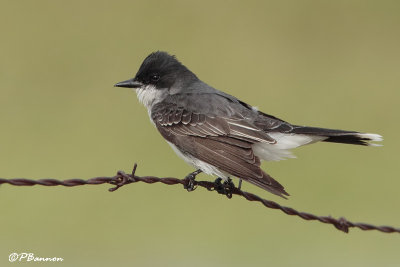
[0,163,399,234]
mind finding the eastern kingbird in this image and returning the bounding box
[115,51,382,198]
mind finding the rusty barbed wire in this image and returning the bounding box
[0,163,399,234]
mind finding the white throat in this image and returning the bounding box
[135,85,164,112]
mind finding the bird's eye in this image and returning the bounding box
[150,74,160,82]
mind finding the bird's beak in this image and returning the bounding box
[114,78,143,88]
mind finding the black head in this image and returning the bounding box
[115,51,197,89]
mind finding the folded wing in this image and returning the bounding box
[151,102,289,198]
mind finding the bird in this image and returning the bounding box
[115,51,382,198]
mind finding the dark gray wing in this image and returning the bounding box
[151,100,289,198]
[180,81,296,133]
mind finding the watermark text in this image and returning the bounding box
[9,252,63,262]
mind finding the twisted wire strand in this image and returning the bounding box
[0,163,399,234]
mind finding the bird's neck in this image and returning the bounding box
[135,85,166,112]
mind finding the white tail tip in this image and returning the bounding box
[357,133,383,146]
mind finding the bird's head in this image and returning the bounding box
[114,51,197,92]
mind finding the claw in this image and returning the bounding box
[213,177,234,199]
[183,169,202,192]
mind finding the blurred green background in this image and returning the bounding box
[0,0,399,266]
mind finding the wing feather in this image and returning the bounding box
[151,102,289,198]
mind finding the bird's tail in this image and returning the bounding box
[290,126,383,146]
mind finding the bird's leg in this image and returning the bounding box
[213,177,235,199]
[238,178,242,190]
[183,169,202,192]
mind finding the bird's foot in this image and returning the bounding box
[213,177,235,199]
[183,169,202,192]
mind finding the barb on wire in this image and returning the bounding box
[0,163,399,235]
